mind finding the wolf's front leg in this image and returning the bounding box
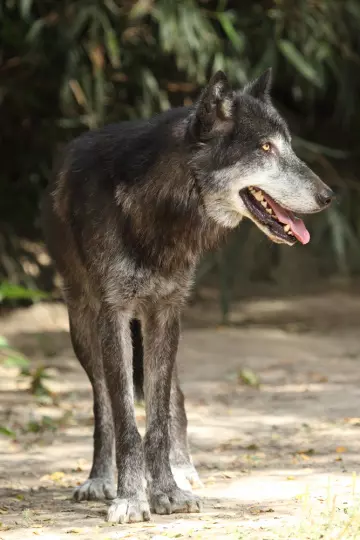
[142,307,202,515]
[99,306,150,524]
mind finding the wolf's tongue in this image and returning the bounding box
[262,194,310,245]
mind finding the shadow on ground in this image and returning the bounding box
[1,292,360,538]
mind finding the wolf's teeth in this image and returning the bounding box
[266,208,273,214]
[254,191,263,201]
[284,224,291,233]
[261,201,267,208]
[288,231,294,236]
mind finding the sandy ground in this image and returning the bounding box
[1,292,360,539]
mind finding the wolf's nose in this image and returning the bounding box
[316,187,335,208]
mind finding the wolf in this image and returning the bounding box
[42,68,333,524]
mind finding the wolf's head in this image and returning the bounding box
[188,69,334,245]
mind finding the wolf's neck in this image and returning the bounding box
[116,157,224,275]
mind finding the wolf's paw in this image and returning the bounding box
[149,487,202,515]
[73,477,116,502]
[107,496,151,524]
[171,464,204,491]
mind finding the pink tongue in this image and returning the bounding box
[263,194,310,245]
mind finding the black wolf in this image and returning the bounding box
[42,69,333,523]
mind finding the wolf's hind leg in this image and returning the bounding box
[131,319,201,491]
[69,299,116,502]
[142,308,201,515]
[170,366,203,491]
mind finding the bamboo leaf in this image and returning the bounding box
[130,0,153,19]
[104,28,121,68]
[278,40,323,87]
[20,0,33,20]
[217,12,244,52]
[293,137,350,159]
[26,19,46,42]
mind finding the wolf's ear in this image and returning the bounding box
[190,71,234,140]
[244,68,272,102]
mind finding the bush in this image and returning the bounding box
[1,0,360,308]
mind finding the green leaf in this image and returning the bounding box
[26,19,46,42]
[129,0,153,19]
[104,28,121,68]
[238,369,260,388]
[20,0,33,20]
[0,426,16,438]
[0,282,48,302]
[217,12,244,53]
[0,336,9,348]
[293,137,350,159]
[278,40,322,88]
[3,355,30,370]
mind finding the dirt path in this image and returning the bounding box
[1,293,360,539]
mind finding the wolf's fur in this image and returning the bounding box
[42,69,333,523]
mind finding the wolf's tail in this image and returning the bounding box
[131,318,144,400]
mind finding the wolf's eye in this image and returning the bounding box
[261,142,271,152]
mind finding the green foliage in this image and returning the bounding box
[28,365,52,397]
[238,368,260,388]
[0,282,48,302]
[0,335,30,371]
[0,425,16,438]
[0,334,51,398]
[26,415,57,434]
[1,1,360,314]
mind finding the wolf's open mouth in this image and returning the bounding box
[239,187,310,245]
